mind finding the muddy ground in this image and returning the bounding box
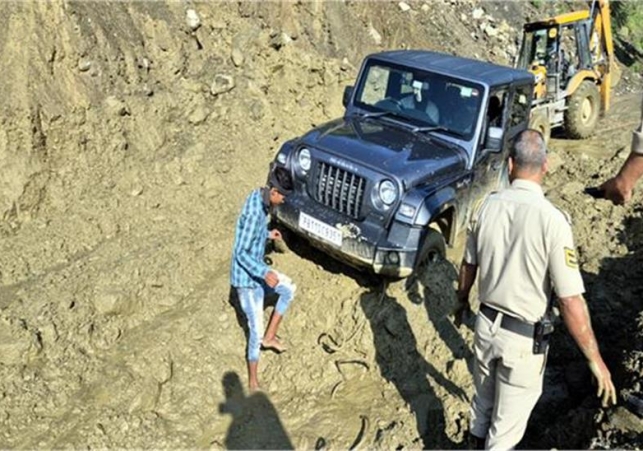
[0,1,641,449]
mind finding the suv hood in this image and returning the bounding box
[301,117,467,188]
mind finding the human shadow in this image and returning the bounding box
[360,289,465,449]
[219,371,294,450]
[405,257,475,375]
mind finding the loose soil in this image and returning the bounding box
[0,1,641,449]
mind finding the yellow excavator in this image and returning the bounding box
[516,0,614,142]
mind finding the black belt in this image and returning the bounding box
[480,304,534,338]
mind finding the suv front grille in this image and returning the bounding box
[313,162,365,219]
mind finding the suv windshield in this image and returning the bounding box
[354,59,484,140]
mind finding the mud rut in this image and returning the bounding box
[0,2,641,449]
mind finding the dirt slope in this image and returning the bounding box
[0,1,641,449]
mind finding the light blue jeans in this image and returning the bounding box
[236,278,295,362]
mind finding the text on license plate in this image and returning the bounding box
[298,212,343,247]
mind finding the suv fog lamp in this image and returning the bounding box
[386,251,400,265]
[399,203,416,218]
[277,152,288,164]
[298,148,312,172]
[379,180,397,205]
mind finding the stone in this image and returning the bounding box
[188,105,210,125]
[484,25,499,37]
[78,59,92,72]
[186,9,201,31]
[269,32,292,50]
[368,24,382,46]
[210,74,235,96]
[249,100,264,121]
[472,7,485,19]
[231,48,244,67]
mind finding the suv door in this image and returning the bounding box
[461,84,532,231]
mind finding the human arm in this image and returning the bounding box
[454,220,479,326]
[453,201,484,326]
[600,152,643,204]
[454,261,478,327]
[234,204,273,284]
[548,217,616,406]
[558,294,617,407]
[600,102,643,204]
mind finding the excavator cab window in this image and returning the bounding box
[532,29,549,66]
[558,24,582,85]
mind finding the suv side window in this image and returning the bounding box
[509,84,532,128]
[487,90,506,128]
[479,89,507,152]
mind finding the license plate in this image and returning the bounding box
[298,212,343,247]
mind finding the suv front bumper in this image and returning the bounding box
[274,195,422,278]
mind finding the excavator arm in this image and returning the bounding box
[589,0,613,112]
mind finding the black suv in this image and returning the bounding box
[270,50,534,277]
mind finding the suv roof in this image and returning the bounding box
[367,50,534,87]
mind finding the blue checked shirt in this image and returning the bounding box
[230,189,271,288]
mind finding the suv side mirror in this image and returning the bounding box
[343,86,354,108]
[485,126,504,153]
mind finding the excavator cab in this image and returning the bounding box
[517,23,588,101]
[516,0,614,141]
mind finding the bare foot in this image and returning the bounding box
[261,336,287,353]
[249,379,260,392]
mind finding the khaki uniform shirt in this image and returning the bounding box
[464,179,585,323]
[633,95,643,155]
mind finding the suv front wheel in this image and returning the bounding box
[414,228,446,276]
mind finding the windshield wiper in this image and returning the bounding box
[412,125,451,134]
[359,110,408,120]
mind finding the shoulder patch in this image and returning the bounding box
[564,246,579,269]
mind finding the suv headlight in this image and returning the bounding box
[378,179,398,206]
[298,148,311,173]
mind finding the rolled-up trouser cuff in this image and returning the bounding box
[274,281,295,316]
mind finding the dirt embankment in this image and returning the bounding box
[0,1,641,449]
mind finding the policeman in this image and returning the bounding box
[455,129,617,450]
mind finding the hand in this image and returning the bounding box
[453,303,473,329]
[452,292,472,329]
[600,176,633,205]
[269,229,282,241]
[264,270,279,288]
[588,358,617,407]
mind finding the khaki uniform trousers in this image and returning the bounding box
[470,310,546,450]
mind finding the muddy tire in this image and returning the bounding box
[529,109,551,145]
[414,228,446,276]
[565,80,600,139]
